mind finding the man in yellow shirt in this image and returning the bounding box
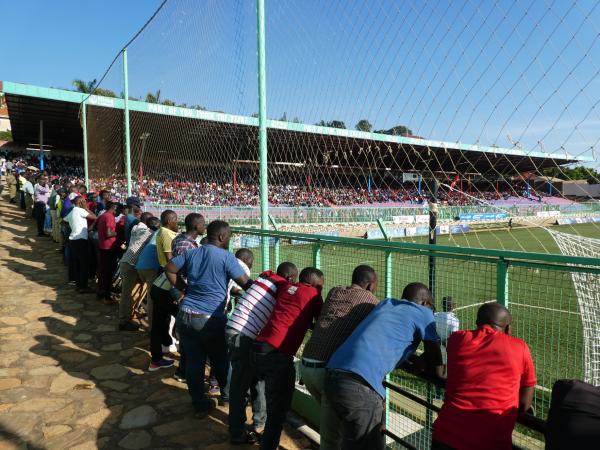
[156,210,179,267]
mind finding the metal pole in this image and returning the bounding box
[39,120,44,171]
[497,258,509,308]
[426,178,438,441]
[257,0,269,271]
[82,101,89,189]
[123,48,132,198]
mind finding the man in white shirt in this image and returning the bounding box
[23,174,35,218]
[226,248,254,312]
[65,196,96,293]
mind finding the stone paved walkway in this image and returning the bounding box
[0,194,310,450]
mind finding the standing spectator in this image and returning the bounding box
[95,201,119,304]
[165,220,250,418]
[96,189,111,214]
[23,174,35,218]
[325,282,444,450]
[135,219,162,323]
[227,262,299,444]
[156,209,179,268]
[48,182,61,242]
[65,196,96,293]
[124,197,142,245]
[33,175,51,237]
[253,267,324,450]
[148,213,205,371]
[432,303,536,450]
[301,265,379,450]
[6,170,17,203]
[118,212,155,331]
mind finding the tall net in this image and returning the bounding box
[551,231,600,386]
[82,0,600,253]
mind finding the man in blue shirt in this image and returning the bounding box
[166,220,251,417]
[325,282,444,450]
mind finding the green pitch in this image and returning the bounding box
[237,222,598,431]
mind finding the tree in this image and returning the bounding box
[543,166,600,184]
[316,120,346,129]
[356,119,372,132]
[375,124,413,136]
[161,99,176,106]
[0,130,12,141]
[72,79,96,93]
[279,112,287,121]
[145,90,161,104]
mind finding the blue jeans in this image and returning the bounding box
[176,311,228,412]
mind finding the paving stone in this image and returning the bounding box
[50,372,93,394]
[0,378,21,390]
[0,317,27,325]
[0,412,38,435]
[118,430,152,449]
[43,424,72,439]
[90,363,129,380]
[56,351,89,363]
[153,418,198,437]
[28,365,61,376]
[101,380,130,392]
[0,327,18,334]
[77,404,122,428]
[119,405,158,429]
[11,397,68,413]
[74,333,92,342]
[101,343,122,351]
[0,368,21,377]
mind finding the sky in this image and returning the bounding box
[2,0,599,166]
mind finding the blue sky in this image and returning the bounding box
[2,0,599,165]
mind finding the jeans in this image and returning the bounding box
[33,201,46,235]
[119,262,146,323]
[227,329,266,437]
[176,311,228,412]
[97,248,118,299]
[253,344,296,450]
[70,239,90,289]
[301,364,342,450]
[150,286,178,362]
[324,370,384,450]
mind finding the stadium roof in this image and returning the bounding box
[1,80,591,175]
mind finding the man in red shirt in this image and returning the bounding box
[253,267,324,450]
[95,201,119,304]
[432,303,536,450]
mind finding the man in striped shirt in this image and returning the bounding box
[226,262,298,445]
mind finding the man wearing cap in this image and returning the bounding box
[124,196,142,245]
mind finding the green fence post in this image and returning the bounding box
[257,0,269,272]
[377,219,393,434]
[269,215,280,269]
[312,243,321,269]
[122,48,132,198]
[81,100,89,189]
[497,257,509,307]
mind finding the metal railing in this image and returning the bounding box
[229,226,600,449]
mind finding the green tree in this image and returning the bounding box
[356,119,372,132]
[0,130,12,141]
[145,90,161,104]
[161,99,176,106]
[72,79,96,93]
[375,124,413,136]
[543,166,600,184]
[316,120,346,129]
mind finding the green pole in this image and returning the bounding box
[312,243,321,269]
[122,48,132,198]
[497,258,509,307]
[269,215,280,268]
[257,0,269,271]
[82,100,89,189]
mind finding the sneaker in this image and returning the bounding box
[119,321,140,332]
[173,372,186,383]
[208,385,220,396]
[218,395,229,406]
[230,431,259,445]
[148,358,175,372]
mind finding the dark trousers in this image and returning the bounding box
[253,345,295,450]
[176,311,228,412]
[324,370,385,450]
[150,285,178,362]
[33,201,46,235]
[70,239,90,289]
[97,248,118,299]
[227,329,267,437]
[19,191,25,209]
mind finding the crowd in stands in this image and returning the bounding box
[4,153,600,450]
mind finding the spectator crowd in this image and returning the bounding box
[4,156,552,450]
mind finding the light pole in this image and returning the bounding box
[139,132,150,195]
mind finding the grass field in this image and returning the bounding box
[234,222,599,447]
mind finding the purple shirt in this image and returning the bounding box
[34,184,51,204]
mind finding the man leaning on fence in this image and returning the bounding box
[432,303,536,450]
[325,282,444,450]
[301,264,379,450]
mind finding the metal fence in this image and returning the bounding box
[146,201,600,226]
[229,226,600,449]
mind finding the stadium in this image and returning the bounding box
[1,1,600,449]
